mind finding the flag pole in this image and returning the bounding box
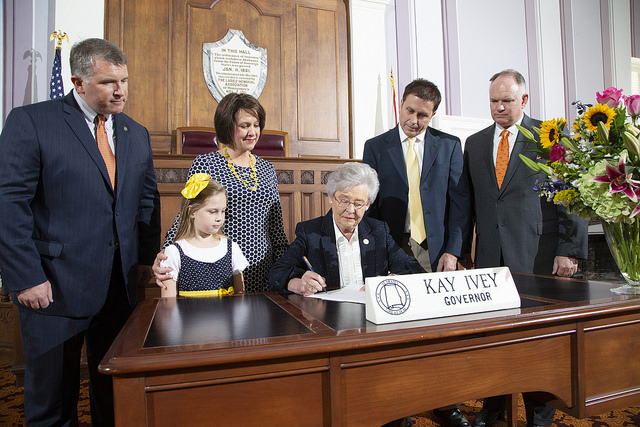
[390,68,398,126]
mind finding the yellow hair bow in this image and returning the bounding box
[181,173,212,199]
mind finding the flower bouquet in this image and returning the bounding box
[517,87,640,293]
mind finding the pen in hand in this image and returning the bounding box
[303,256,327,292]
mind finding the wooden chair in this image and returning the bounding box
[175,126,219,155]
[176,126,289,157]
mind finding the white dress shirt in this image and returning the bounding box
[333,219,364,288]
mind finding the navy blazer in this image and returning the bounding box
[464,114,588,274]
[363,125,471,271]
[268,211,421,291]
[0,91,160,317]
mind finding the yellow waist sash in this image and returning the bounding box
[179,286,234,298]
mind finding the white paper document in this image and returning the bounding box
[308,282,366,304]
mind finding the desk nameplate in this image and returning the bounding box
[365,267,521,324]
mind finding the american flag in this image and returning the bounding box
[49,46,64,99]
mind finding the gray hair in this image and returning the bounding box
[326,162,379,203]
[70,38,127,80]
[490,69,527,95]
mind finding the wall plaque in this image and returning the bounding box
[203,29,267,102]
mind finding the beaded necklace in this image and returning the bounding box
[222,147,258,191]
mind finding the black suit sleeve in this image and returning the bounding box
[136,127,161,266]
[268,223,308,291]
[137,188,161,266]
[381,221,422,274]
[556,205,589,259]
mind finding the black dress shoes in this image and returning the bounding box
[433,408,470,427]
[472,407,503,427]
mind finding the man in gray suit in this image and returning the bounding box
[463,69,588,427]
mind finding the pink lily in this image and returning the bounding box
[593,156,640,217]
[594,156,640,200]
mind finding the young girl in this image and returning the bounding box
[160,174,248,297]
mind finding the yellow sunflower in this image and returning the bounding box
[582,103,615,132]
[540,118,567,148]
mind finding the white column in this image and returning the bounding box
[349,0,396,159]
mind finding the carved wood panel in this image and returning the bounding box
[105,0,350,158]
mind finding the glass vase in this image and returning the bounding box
[601,218,640,294]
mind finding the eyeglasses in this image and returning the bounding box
[333,196,368,210]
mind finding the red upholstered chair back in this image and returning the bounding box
[176,126,288,157]
[251,130,289,157]
[176,127,219,155]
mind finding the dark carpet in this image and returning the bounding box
[0,364,92,426]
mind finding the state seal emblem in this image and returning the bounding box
[375,279,411,315]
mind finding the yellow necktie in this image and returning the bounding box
[406,137,426,243]
[495,129,509,188]
[96,114,116,189]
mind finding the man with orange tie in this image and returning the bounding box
[363,78,472,427]
[0,38,160,426]
[463,69,588,427]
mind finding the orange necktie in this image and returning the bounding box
[96,114,116,189]
[495,129,509,188]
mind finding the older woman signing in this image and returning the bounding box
[268,162,421,295]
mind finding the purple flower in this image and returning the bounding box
[624,94,640,117]
[549,144,567,163]
[596,87,623,108]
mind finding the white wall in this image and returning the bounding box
[535,1,566,120]
[457,0,531,120]
[414,0,446,109]
[54,0,104,91]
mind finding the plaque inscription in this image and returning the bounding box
[203,29,267,102]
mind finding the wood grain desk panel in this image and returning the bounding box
[100,274,640,426]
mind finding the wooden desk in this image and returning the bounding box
[100,274,640,426]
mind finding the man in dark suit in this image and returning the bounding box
[0,38,160,426]
[464,69,588,427]
[269,162,421,295]
[362,79,471,427]
[363,79,470,274]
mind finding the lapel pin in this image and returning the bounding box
[123,126,128,132]
[363,238,369,245]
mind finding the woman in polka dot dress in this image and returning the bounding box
[160,175,248,297]
[155,93,288,292]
